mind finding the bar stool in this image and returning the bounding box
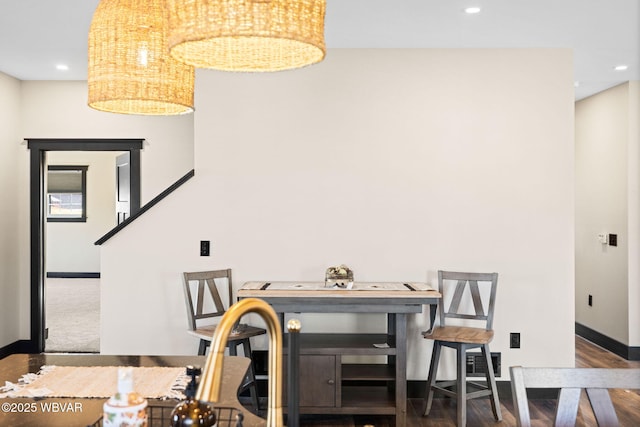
[423,270,501,427]
[182,269,266,410]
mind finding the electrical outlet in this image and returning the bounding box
[510,332,520,349]
[588,294,593,306]
[609,234,617,247]
[200,240,210,256]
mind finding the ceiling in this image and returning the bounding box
[0,0,637,100]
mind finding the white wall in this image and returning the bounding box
[20,81,194,203]
[16,80,194,339]
[46,151,119,273]
[0,72,22,348]
[575,83,633,345]
[101,49,575,379]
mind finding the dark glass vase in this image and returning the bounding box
[170,366,216,427]
[170,398,216,427]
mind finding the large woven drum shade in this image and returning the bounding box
[88,0,195,115]
[166,0,326,72]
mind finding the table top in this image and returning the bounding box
[0,354,265,427]
[239,281,441,299]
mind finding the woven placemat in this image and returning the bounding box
[0,366,188,399]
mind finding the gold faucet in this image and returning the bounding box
[196,297,283,427]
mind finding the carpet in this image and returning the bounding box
[45,278,100,353]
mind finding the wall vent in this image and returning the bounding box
[466,351,501,377]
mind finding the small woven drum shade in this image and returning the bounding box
[88,0,195,115]
[166,0,326,72]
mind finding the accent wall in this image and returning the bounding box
[100,48,576,379]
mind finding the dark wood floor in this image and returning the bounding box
[286,336,640,426]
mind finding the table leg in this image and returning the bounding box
[386,314,397,393]
[430,304,437,328]
[422,304,439,335]
[395,313,407,427]
[387,314,397,393]
[387,313,396,345]
[287,323,300,427]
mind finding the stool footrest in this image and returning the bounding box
[431,383,494,400]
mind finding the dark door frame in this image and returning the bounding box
[26,138,143,353]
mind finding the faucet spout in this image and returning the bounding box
[196,298,283,427]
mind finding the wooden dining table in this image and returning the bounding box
[0,353,265,427]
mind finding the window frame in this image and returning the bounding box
[46,165,88,223]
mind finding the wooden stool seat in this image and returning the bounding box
[423,325,494,344]
[188,325,267,343]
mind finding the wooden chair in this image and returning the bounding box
[182,269,266,410]
[510,366,640,427]
[423,270,501,427]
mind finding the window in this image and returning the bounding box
[46,166,88,222]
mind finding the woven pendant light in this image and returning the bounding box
[165,0,326,72]
[88,0,195,115]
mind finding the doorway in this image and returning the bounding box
[27,139,143,353]
[44,151,122,352]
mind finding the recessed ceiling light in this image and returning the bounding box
[56,64,69,71]
[574,81,580,87]
[464,7,481,14]
[614,64,628,71]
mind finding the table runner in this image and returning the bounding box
[250,282,432,291]
[0,366,188,399]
